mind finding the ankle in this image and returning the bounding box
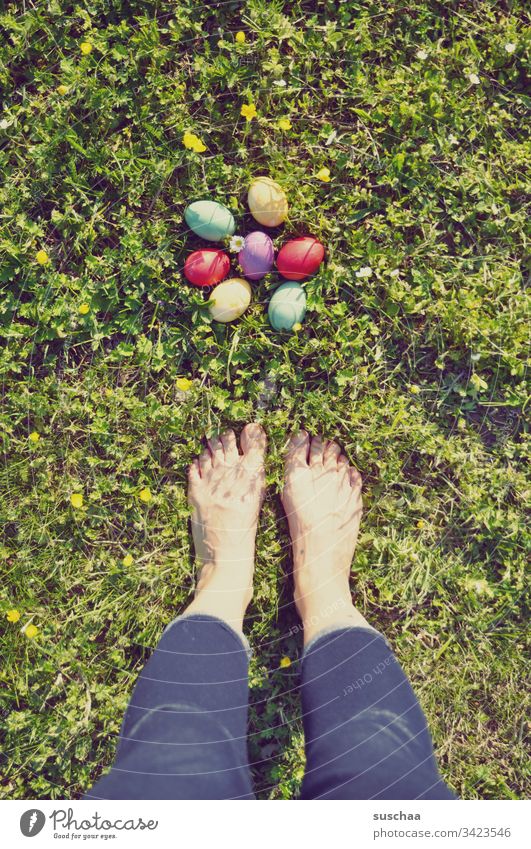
[296,583,373,646]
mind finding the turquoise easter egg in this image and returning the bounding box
[268,281,306,331]
[184,200,236,241]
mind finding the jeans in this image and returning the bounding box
[85,614,455,800]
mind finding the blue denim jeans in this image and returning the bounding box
[85,614,455,800]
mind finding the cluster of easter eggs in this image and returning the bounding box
[182,177,325,331]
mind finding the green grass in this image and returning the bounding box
[0,0,529,800]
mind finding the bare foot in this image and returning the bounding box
[282,431,370,643]
[184,423,266,629]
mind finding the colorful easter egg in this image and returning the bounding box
[184,200,236,241]
[184,249,230,287]
[247,177,288,227]
[268,281,306,331]
[238,231,274,280]
[208,278,252,323]
[277,237,324,281]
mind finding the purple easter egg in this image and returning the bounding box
[238,231,274,280]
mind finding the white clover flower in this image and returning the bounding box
[416,49,428,61]
[468,73,481,85]
[504,43,516,54]
[273,79,287,87]
[229,235,245,252]
[355,266,373,279]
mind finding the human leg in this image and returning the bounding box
[85,424,267,800]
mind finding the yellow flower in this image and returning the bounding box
[409,384,421,395]
[29,431,40,442]
[80,42,93,55]
[277,117,292,130]
[279,656,291,668]
[316,167,331,182]
[139,487,152,503]
[36,250,49,265]
[78,302,90,315]
[176,377,193,392]
[25,624,39,639]
[122,553,134,567]
[292,322,302,332]
[57,84,69,96]
[235,31,246,43]
[182,131,206,153]
[416,519,425,529]
[241,103,257,122]
[70,492,84,509]
[6,609,20,623]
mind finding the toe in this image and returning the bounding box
[286,430,309,466]
[188,459,201,483]
[337,454,350,482]
[220,428,239,463]
[207,435,225,465]
[240,423,267,470]
[349,466,363,490]
[309,435,325,466]
[324,439,341,465]
[199,448,212,476]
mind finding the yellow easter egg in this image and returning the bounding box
[248,176,288,227]
[208,278,252,323]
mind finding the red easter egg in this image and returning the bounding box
[277,237,325,281]
[184,249,230,287]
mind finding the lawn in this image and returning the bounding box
[0,0,529,800]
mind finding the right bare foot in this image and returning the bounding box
[282,431,370,642]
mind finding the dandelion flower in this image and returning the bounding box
[277,117,292,130]
[468,73,480,85]
[316,166,331,182]
[241,103,257,122]
[229,235,245,252]
[122,553,134,567]
[292,323,302,332]
[36,250,49,265]
[176,378,193,392]
[78,303,90,315]
[25,624,39,638]
[280,656,291,668]
[409,385,421,395]
[139,487,152,503]
[29,431,40,442]
[6,609,20,623]
[80,42,93,55]
[504,43,516,54]
[70,493,84,509]
[416,519,425,529]
[235,31,246,44]
[182,131,206,153]
[57,84,69,96]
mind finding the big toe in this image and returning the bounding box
[285,430,309,467]
[240,423,267,470]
